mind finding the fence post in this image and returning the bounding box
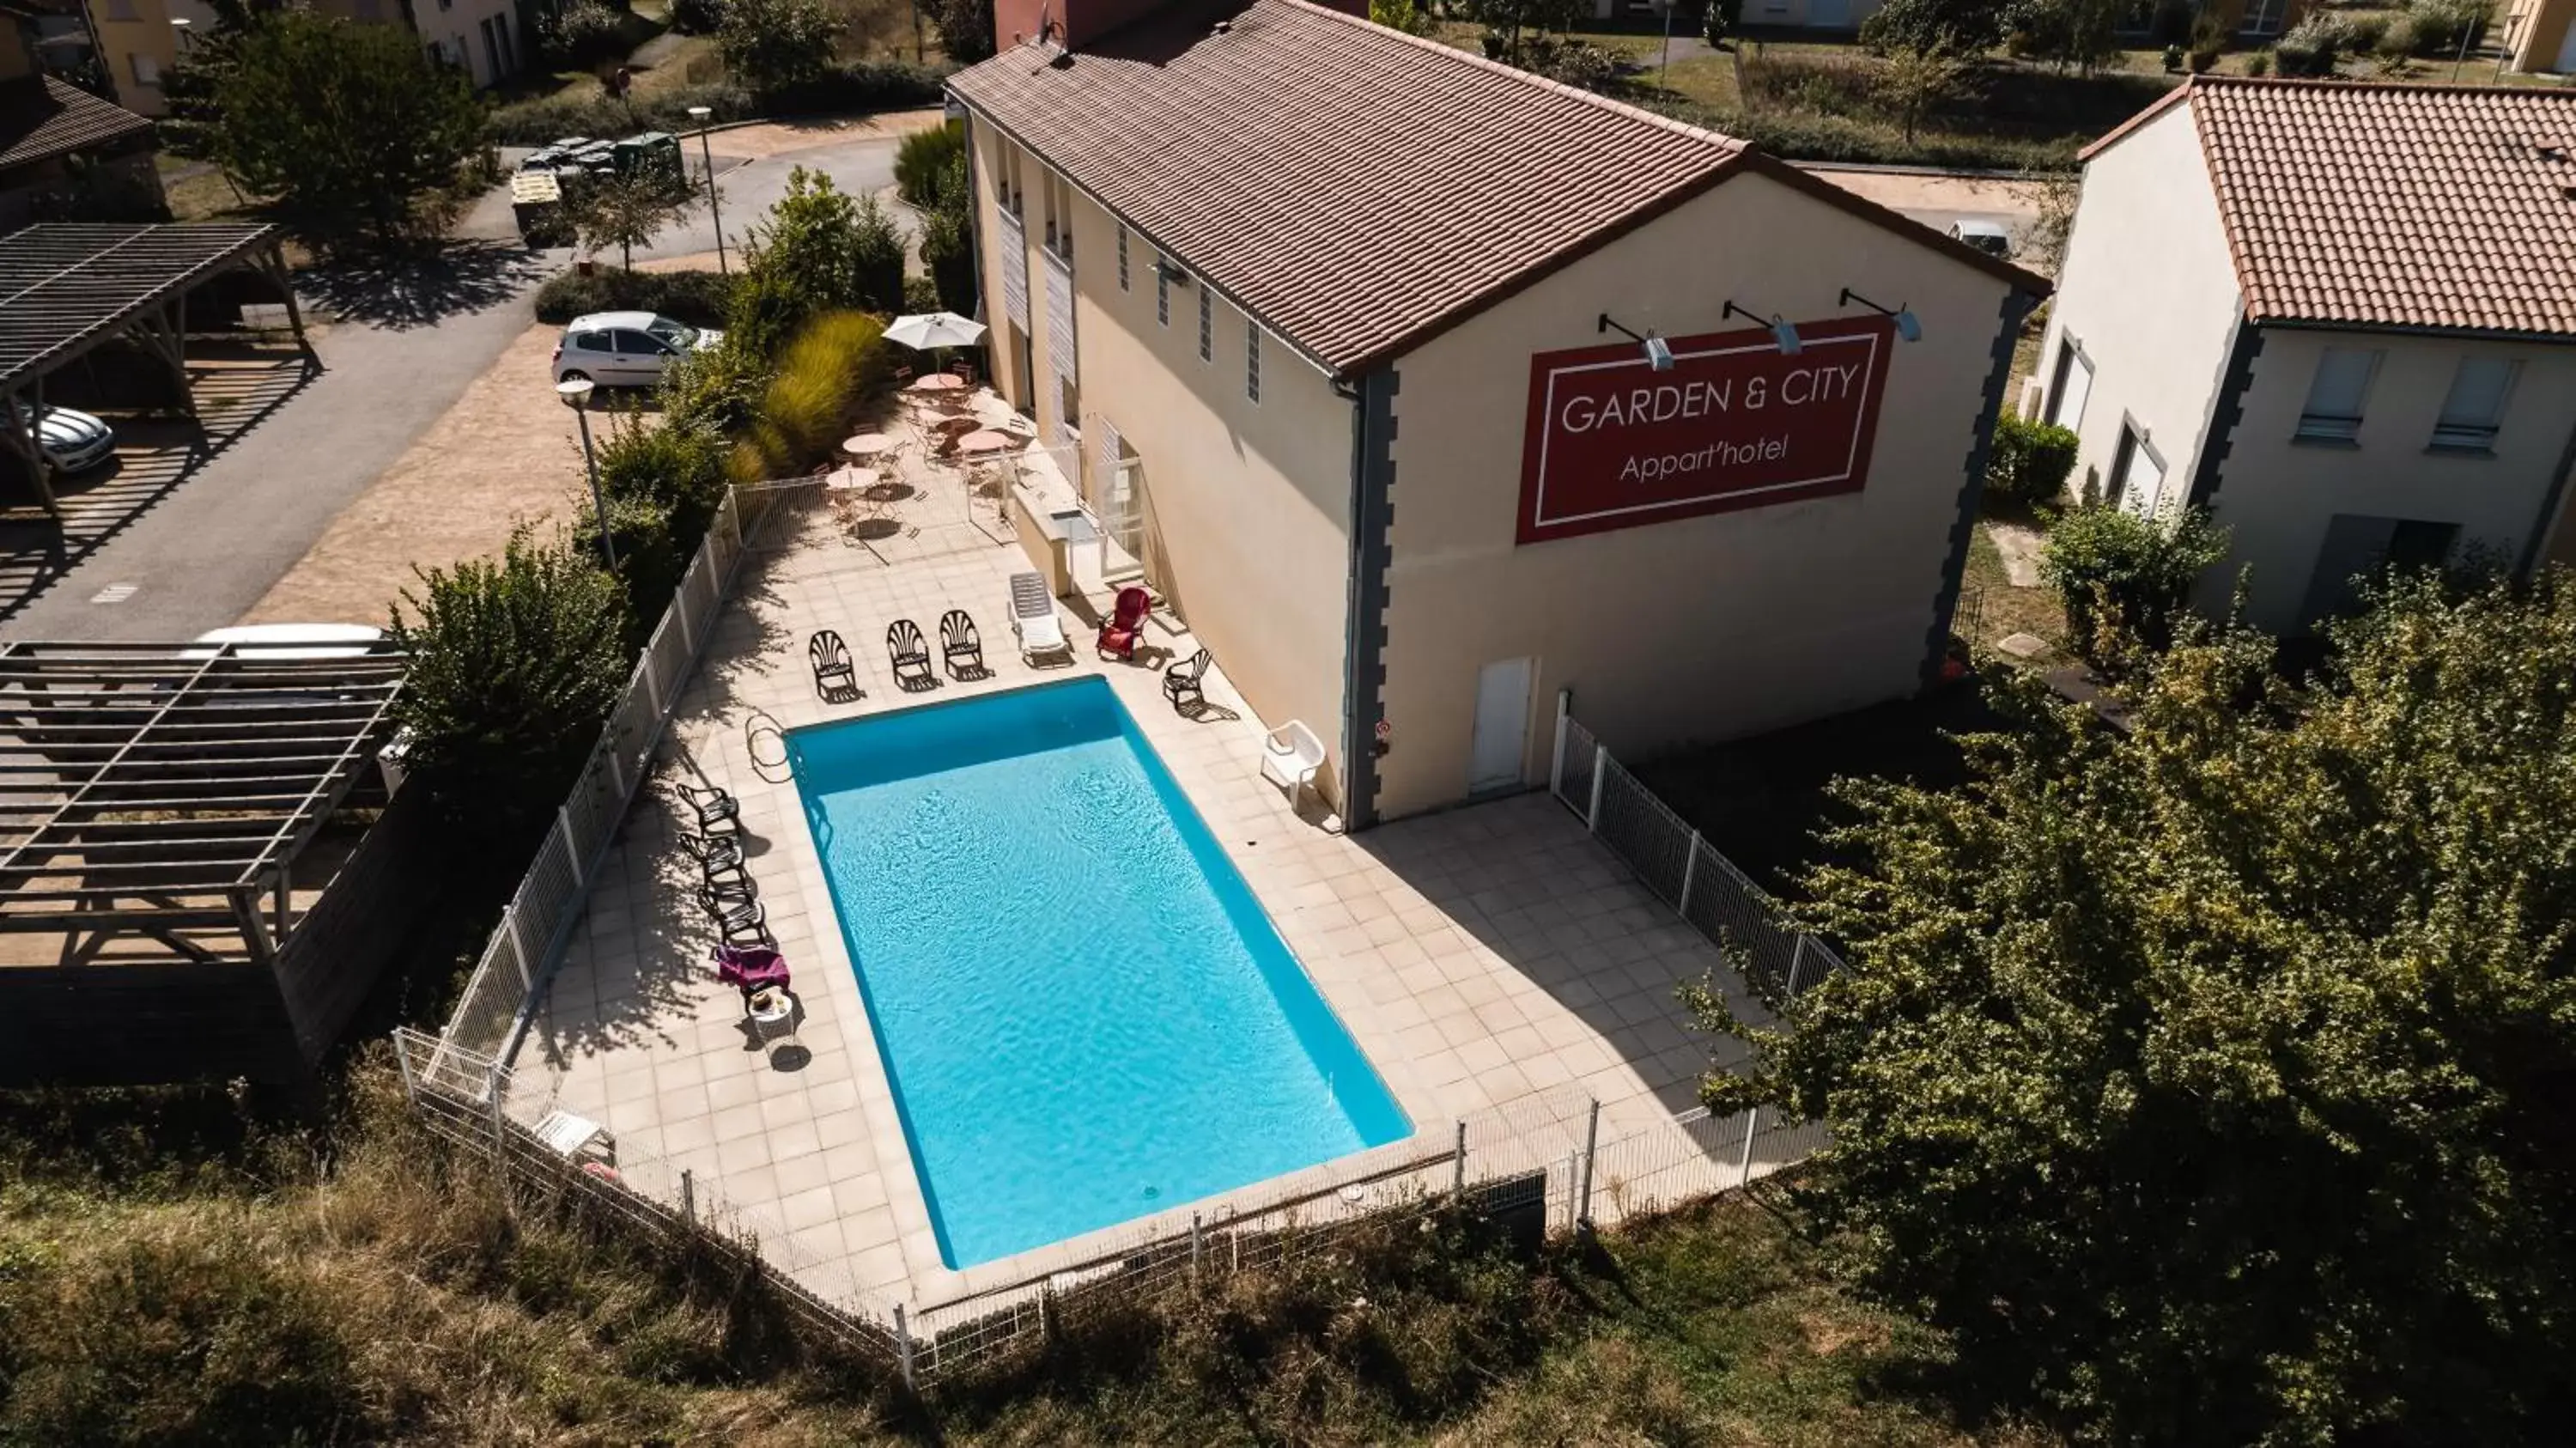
[1787,935,1810,999]
[1577,1098,1601,1232]
[505,905,534,993]
[1679,830,1702,921]
[1549,690,1571,798]
[1451,1119,1467,1197]
[1190,1211,1203,1279]
[485,1082,506,1169]
[1585,744,1608,832]
[681,1168,696,1224]
[1562,1151,1578,1232]
[392,1030,419,1106]
[1735,1106,1760,1185]
[895,1303,915,1391]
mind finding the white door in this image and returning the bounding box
[1467,658,1534,796]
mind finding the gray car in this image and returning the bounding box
[551,311,725,387]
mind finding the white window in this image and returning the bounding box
[2430,356,2518,452]
[131,52,159,86]
[1247,323,1261,404]
[1197,289,1212,362]
[1115,227,1127,291]
[2047,339,2093,432]
[2297,347,2381,443]
[2111,422,2166,513]
[1155,259,1169,327]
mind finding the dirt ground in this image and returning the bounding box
[240,324,588,627]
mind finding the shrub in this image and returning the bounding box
[597,407,730,533]
[732,311,891,480]
[2186,46,2219,72]
[754,58,951,115]
[930,0,996,64]
[574,491,686,626]
[851,192,907,313]
[894,121,964,209]
[2162,42,2184,70]
[918,169,976,313]
[728,167,908,356]
[2039,504,2230,671]
[536,0,631,70]
[659,332,770,438]
[532,267,737,326]
[2243,48,2271,75]
[488,81,746,144]
[2406,0,2486,55]
[386,529,632,835]
[2274,14,2344,76]
[670,0,726,34]
[1985,415,2081,510]
[718,0,840,98]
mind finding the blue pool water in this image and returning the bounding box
[788,678,1411,1269]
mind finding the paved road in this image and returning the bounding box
[0,126,923,642]
[649,133,915,264]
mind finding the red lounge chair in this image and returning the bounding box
[1097,586,1150,660]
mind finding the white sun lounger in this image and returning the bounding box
[1261,719,1327,799]
[1008,571,1070,662]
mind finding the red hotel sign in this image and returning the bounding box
[1516,315,1894,546]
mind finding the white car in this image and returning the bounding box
[1948,220,2014,260]
[10,402,115,472]
[551,311,723,386]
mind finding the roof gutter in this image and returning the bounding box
[2252,317,2576,347]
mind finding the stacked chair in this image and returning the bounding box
[674,783,769,951]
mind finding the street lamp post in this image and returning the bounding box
[687,106,726,276]
[557,379,617,569]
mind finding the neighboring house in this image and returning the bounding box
[2503,0,2576,74]
[0,70,162,227]
[1575,0,2301,37]
[76,0,526,105]
[399,0,524,90]
[956,0,2044,826]
[2037,78,2576,634]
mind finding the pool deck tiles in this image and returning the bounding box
[522,433,1766,1315]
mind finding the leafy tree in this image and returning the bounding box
[387,529,631,836]
[894,122,964,209]
[1369,0,1434,34]
[929,0,996,62]
[1693,568,2576,1445]
[729,167,912,356]
[917,158,978,315]
[1874,42,1968,143]
[536,0,631,69]
[2004,0,2123,73]
[1704,0,1744,46]
[210,10,489,247]
[570,169,700,271]
[2039,503,2229,671]
[718,0,841,98]
[850,192,908,314]
[1859,0,2009,55]
[1462,0,1584,66]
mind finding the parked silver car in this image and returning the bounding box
[551,311,724,386]
[9,402,115,472]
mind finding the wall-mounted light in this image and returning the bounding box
[1839,288,1923,343]
[1723,301,1801,356]
[1597,313,1674,372]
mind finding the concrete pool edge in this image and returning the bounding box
[783,676,1417,1275]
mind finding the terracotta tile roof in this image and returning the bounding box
[2183,78,2576,337]
[0,75,155,174]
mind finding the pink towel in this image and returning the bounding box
[714,943,790,992]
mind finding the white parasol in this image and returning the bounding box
[883,312,989,351]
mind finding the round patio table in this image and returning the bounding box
[841,431,894,459]
[956,429,1018,454]
[906,373,968,392]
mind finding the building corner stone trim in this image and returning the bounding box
[1341,367,1399,830]
[1923,289,2038,688]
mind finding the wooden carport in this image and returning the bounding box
[0,222,313,518]
[0,639,440,1086]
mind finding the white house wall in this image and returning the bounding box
[2038,100,2243,514]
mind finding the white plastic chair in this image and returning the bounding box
[535,1110,615,1166]
[1261,719,1326,800]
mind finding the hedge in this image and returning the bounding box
[1660,101,2081,174]
[532,268,738,327]
[487,61,952,145]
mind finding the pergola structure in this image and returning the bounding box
[0,222,313,518]
[0,639,404,968]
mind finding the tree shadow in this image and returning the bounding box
[298,239,550,330]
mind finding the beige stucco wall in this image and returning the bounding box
[969,116,1358,809]
[2040,99,2243,515]
[89,0,179,116]
[2204,328,2576,630]
[2506,0,2576,72]
[1374,169,2017,819]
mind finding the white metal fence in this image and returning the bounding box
[1547,693,1845,1004]
[433,479,826,1090]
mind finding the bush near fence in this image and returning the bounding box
[485,61,952,145]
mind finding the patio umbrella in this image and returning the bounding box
[884,312,988,357]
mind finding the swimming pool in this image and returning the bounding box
[789,677,1411,1269]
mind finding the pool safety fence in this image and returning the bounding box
[1546,692,1847,1005]
[433,478,831,1093]
[391,1026,1805,1390]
